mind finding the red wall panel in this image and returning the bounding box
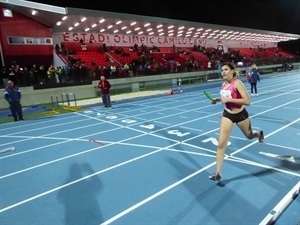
[0,5,53,66]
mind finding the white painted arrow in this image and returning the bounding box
[202,137,231,146]
[259,151,295,163]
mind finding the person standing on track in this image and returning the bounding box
[4,80,24,122]
[208,62,264,181]
[249,63,260,96]
[98,75,112,109]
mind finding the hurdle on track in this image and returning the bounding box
[43,95,60,116]
[259,181,300,225]
[171,78,183,93]
[61,92,82,111]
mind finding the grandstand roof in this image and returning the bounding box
[1,0,300,43]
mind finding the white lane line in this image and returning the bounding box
[232,118,300,156]
[0,129,149,178]
[0,143,179,213]
[259,151,295,163]
[100,163,215,225]
[1,76,299,219]
[264,142,300,152]
[207,120,219,123]
[257,118,285,122]
[99,118,300,224]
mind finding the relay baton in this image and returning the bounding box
[204,90,214,102]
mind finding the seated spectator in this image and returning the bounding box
[55,44,61,53]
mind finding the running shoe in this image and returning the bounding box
[209,173,221,181]
[259,130,264,143]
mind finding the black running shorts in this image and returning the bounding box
[222,108,249,123]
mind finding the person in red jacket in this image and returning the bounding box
[98,76,111,109]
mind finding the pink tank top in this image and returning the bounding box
[220,79,242,110]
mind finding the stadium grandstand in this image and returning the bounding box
[0,0,300,108]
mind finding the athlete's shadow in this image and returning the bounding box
[217,168,274,187]
[166,158,262,225]
[57,162,103,225]
[281,157,300,171]
[218,157,300,187]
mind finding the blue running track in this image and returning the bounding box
[0,71,299,225]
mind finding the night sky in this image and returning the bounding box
[30,0,300,35]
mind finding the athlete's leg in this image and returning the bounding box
[237,118,264,143]
[250,83,254,94]
[213,116,234,177]
[254,83,257,94]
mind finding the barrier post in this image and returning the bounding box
[61,93,70,110]
[65,93,82,111]
[43,94,60,115]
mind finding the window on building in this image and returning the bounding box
[8,36,53,45]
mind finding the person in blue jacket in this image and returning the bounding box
[4,80,23,122]
[250,64,260,96]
